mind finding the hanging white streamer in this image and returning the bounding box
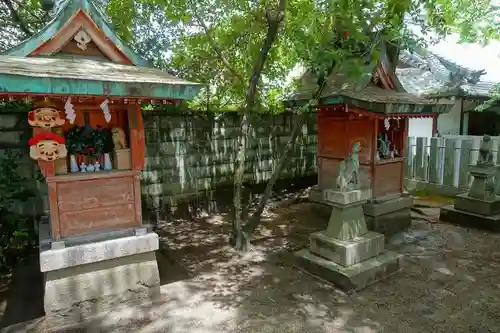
[64,96,76,124]
[384,118,390,130]
[100,99,111,123]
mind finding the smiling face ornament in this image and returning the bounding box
[28,107,66,128]
[28,132,67,162]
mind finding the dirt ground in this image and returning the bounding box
[3,192,500,333]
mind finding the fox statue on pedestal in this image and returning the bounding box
[336,142,361,192]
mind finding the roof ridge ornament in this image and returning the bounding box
[43,0,111,20]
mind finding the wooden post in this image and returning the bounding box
[127,104,145,170]
[127,104,145,225]
[47,181,61,240]
[372,118,379,194]
[400,118,409,193]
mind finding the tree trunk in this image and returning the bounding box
[243,114,305,235]
[230,110,251,251]
[230,0,287,251]
[239,45,336,240]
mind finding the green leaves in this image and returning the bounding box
[1,0,498,112]
[106,0,135,41]
[160,0,499,112]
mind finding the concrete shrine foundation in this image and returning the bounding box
[39,219,161,326]
[296,189,403,292]
[309,185,412,238]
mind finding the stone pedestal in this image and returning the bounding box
[296,189,403,292]
[440,164,500,231]
[39,220,161,326]
[309,186,413,238]
[363,194,413,238]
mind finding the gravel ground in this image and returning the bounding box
[3,198,500,333]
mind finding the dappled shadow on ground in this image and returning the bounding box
[0,255,44,329]
[154,187,324,284]
[137,194,500,333]
[4,194,500,332]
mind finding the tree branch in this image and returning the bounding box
[191,11,245,84]
[244,0,286,109]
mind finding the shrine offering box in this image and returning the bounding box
[46,170,142,239]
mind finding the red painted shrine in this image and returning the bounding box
[292,46,451,236]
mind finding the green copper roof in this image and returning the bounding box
[0,55,201,100]
[3,0,148,67]
[287,41,453,114]
[0,0,203,100]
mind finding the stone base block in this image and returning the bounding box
[365,209,411,238]
[309,189,413,238]
[295,249,403,292]
[454,194,500,216]
[308,185,323,204]
[310,231,385,266]
[363,195,413,216]
[325,199,368,241]
[323,189,372,205]
[364,196,413,238]
[440,205,500,232]
[41,233,161,326]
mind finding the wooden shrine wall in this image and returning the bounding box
[318,158,372,191]
[318,115,374,162]
[316,108,374,191]
[47,171,141,238]
[373,160,403,197]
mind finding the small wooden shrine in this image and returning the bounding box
[291,44,452,236]
[1,0,199,240]
[0,0,201,323]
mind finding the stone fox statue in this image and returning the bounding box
[336,142,361,192]
[477,135,494,166]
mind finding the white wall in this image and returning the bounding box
[436,100,462,135]
[408,117,433,139]
[408,99,462,139]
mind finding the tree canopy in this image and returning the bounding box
[1,0,498,110]
[158,0,500,111]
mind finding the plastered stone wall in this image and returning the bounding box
[0,109,319,218]
[141,111,318,215]
[0,111,46,216]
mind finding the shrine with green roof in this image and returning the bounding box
[290,41,453,238]
[0,0,201,325]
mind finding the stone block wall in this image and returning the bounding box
[141,111,318,216]
[0,109,46,216]
[0,108,319,218]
